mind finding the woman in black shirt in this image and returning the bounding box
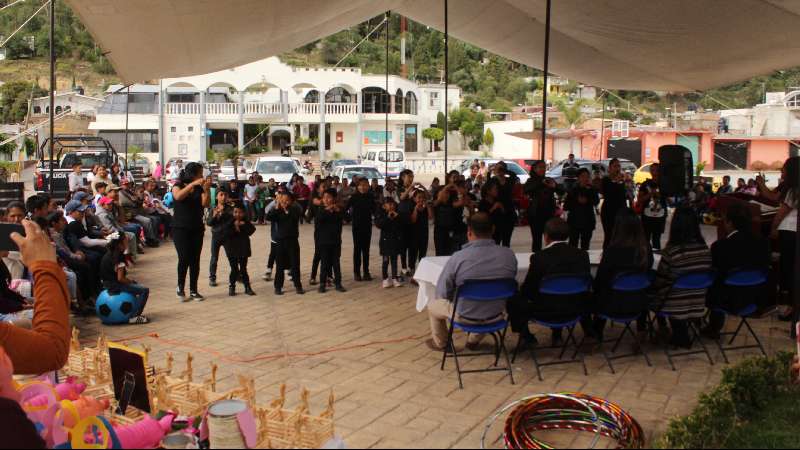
[524,160,557,252]
[171,163,211,301]
[599,158,628,249]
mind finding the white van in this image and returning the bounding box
[362,150,405,178]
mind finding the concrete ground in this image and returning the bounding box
[70,220,792,448]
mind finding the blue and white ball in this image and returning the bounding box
[95,290,139,325]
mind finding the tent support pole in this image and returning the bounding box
[540,0,551,161]
[124,85,130,165]
[48,0,55,194]
[444,0,449,177]
[385,11,390,178]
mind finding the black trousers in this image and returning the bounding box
[434,226,452,257]
[274,239,302,290]
[173,228,204,292]
[227,256,250,288]
[266,241,277,271]
[382,254,399,280]
[66,258,98,304]
[780,230,797,301]
[569,229,593,251]
[493,222,514,248]
[529,220,546,253]
[320,244,343,286]
[209,234,224,280]
[310,240,322,280]
[407,234,429,273]
[601,210,618,250]
[353,227,372,276]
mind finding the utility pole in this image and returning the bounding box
[539,0,552,161]
[48,0,55,194]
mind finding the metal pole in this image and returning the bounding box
[124,85,130,166]
[385,11,390,178]
[48,0,55,194]
[540,0,552,162]
[600,93,607,159]
[444,0,448,177]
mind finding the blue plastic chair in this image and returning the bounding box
[652,270,716,371]
[440,279,518,389]
[713,269,769,363]
[513,274,592,381]
[597,272,654,374]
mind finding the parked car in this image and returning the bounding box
[34,136,121,196]
[322,159,360,177]
[362,150,405,178]
[458,159,530,185]
[634,163,654,185]
[251,156,300,184]
[546,159,607,193]
[601,158,638,176]
[218,159,249,181]
[333,165,386,186]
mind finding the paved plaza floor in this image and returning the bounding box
[71,222,793,448]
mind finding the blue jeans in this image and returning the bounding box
[122,223,143,242]
[117,283,149,316]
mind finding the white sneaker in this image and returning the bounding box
[393,279,404,288]
[382,279,392,289]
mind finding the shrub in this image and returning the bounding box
[750,160,769,171]
[769,161,785,171]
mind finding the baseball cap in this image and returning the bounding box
[98,196,114,207]
[73,191,90,203]
[65,200,88,214]
[107,185,122,192]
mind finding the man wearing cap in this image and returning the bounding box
[64,200,108,266]
[105,185,145,253]
[119,178,159,247]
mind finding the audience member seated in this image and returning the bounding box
[703,203,771,338]
[0,257,31,328]
[64,200,108,266]
[96,197,139,258]
[142,180,172,238]
[508,218,591,347]
[46,212,100,315]
[425,212,518,352]
[590,209,654,340]
[105,186,145,253]
[100,234,150,325]
[3,202,27,280]
[650,206,713,349]
[0,220,71,375]
[119,179,159,247]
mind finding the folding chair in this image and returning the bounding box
[653,270,716,371]
[440,279,518,389]
[512,274,592,381]
[597,272,654,374]
[713,269,769,364]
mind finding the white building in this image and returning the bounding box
[89,57,461,163]
[720,91,800,138]
[31,92,105,117]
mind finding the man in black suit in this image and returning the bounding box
[508,218,591,346]
[703,202,772,338]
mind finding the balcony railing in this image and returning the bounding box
[165,103,201,115]
[161,101,403,118]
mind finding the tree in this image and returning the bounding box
[555,98,589,129]
[0,81,46,124]
[422,127,445,152]
[0,134,16,155]
[483,128,494,152]
[224,148,242,181]
[615,110,636,122]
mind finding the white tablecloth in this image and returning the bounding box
[413,250,661,312]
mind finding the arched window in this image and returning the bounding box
[362,87,390,114]
[45,106,50,114]
[395,89,404,113]
[65,106,72,112]
[325,87,352,104]
[304,90,320,104]
[405,92,418,115]
[786,91,800,109]
[33,106,41,114]
[55,106,63,114]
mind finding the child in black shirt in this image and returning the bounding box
[265,192,305,295]
[223,203,257,296]
[207,190,232,287]
[100,234,150,325]
[347,178,376,281]
[315,189,346,293]
[376,198,404,289]
[398,186,431,278]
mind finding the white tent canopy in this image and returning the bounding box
[66,0,800,91]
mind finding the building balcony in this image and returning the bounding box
[163,102,410,124]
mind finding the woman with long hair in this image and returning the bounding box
[768,157,799,332]
[651,206,712,348]
[591,208,653,339]
[171,162,211,301]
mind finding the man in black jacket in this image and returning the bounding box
[266,192,305,296]
[315,189,346,293]
[703,203,772,338]
[508,218,591,345]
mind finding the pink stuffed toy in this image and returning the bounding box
[62,396,110,428]
[113,414,174,449]
[26,377,86,407]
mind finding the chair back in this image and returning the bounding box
[673,270,715,290]
[457,279,518,302]
[722,268,770,314]
[724,269,768,287]
[603,271,654,319]
[535,274,592,321]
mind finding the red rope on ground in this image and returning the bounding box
[104,332,428,364]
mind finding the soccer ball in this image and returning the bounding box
[95,290,140,325]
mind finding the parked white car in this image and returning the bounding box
[251,156,301,184]
[334,165,386,186]
[361,150,405,178]
[218,159,249,181]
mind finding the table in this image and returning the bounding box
[413,250,661,312]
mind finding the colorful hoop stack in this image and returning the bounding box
[481,393,645,449]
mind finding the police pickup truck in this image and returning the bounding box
[34,136,122,198]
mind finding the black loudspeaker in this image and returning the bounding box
[659,145,694,197]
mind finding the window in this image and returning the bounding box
[167,93,197,103]
[170,127,177,133]
[33,106,41,114]
[405,92,418,115]
[395,89,404,114]
[97,130,159,154]
[304,90,320,104]
[361,88,390,114]
[429,92,439,108]
[325,87,352,104]
[188,126,194,132]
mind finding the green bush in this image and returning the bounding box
[656,352,796,449]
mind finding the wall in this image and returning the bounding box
[485,120,535,159]
[749,140,789,168]
[163,116,205,161]
[329,123,358,158]
[641,132,677,164]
